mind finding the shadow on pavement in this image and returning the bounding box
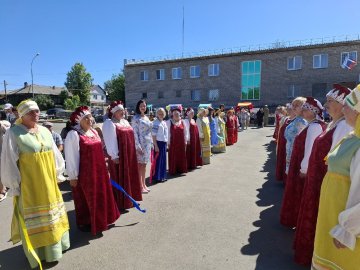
[240,141,307,270]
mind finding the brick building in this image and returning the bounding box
[124,39,360,110]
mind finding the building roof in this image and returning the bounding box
[0,84,67,96]
[91,84,106,95]
[124,39,360,67]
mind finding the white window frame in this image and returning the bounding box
[341,51,358,66]
[208,64,220,76]
[208,89,219,101]
[190,65,200,78]
[156,69,165,80]
[287,85,301,98]
[287,56,302,70]
[93,94,97,99]
[313,54,328,69]
[140,70,149,81]
[191,89,201,101]
[172,67,182,79]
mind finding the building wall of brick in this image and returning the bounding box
[124,41,360,110]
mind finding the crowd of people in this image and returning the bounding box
[274,84,360,269]
[0,99,243,269]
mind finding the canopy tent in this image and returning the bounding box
[146,104,153,112]
[237,102,254,109]
[198,103,212,109]
[166,104,182,112]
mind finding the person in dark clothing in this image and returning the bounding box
[256,108,264,128]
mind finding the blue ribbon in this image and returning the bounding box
[110,179,146,213]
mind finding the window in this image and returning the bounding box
[158,91,164,99]
[190,65,200,78]
[241,60,261,100]
[172,67,182,79]
[156,69,165,80]
[341,51,357,67]
[101,96,105,100]
[142,92,147,99]
[287,85,301,98]
[287,56,302,70]
[140,71,149,81]
[191,90,201,101]
[176,90,182,97]
[208,89,219,101]
[208,64,219,76]
[313,54,328,69]
[312,83,327,102]
[93,94,97,99]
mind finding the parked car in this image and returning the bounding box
[39,112,48,119]
[46,108,65,119]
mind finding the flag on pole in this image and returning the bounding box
[342,56,357,70]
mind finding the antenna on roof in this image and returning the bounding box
[182,5,185,58]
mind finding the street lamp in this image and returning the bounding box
[30,52,40,98]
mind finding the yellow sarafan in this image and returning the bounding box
[11,126,69,249]
[312,135,360,270]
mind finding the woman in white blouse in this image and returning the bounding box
[64,106,119,234]
[312,85,360,269]
[166,106,188,175]
[102,101,143,209]
[151,108,168,182]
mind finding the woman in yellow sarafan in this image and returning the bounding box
[1,100,70,269]
[312,85,360,270]
[196,107,211,165]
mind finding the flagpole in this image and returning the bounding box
[182,5,185,58]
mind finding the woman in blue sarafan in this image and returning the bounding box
[208,107,219,150]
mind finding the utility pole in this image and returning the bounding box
[3,80,7,102]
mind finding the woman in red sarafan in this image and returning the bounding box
[233,108,239,143]
[294,85,352,265]
[184,107,202,170]
[273,106,284,141]
[226,109,236,146]
[166,105,188,175]
[102,101,143,210]
[276,104,294,182]
[64,106,120,235]
[280,97,326,228]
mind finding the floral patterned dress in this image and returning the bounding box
[132,114,153,164]
[284,116,307,174]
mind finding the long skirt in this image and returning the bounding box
[153,141,167,181]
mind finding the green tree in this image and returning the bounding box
[59,90,70,103]
[65,63,93,105]
[64,95,80,111]
[34,95,54,110]
[104,73,125,103]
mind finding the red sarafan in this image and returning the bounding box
[275,118,292,182]
[280,120,326,228]
[72,129,120,235]
[168,120,188,175]
[108,124,143,210]
[226,113,236,146]
[294,127,334,265]
[186,119,202,170]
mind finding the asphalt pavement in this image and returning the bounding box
[0,126,307,270]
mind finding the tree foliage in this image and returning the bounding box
[59,90,70,103]
[65,63,93,105]
[104,73,125,103]
[34,95,54,110]
[64,95,80,111]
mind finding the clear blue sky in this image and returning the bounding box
[0,0,358,91]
